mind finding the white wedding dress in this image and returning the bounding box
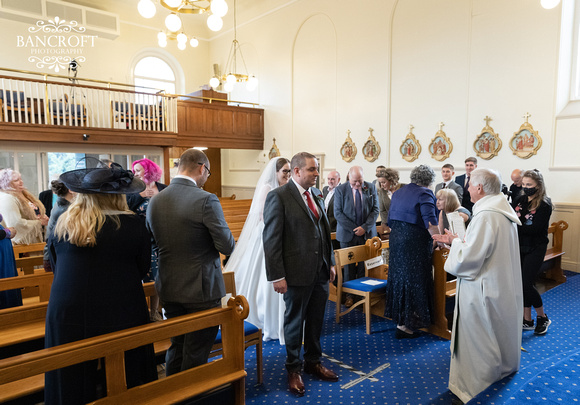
[224,158,286,344]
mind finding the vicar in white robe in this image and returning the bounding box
[433,168,523,404]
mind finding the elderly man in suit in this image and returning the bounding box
[455,157,478,213]
[333,166,379,307]
[323,170,341,249]
[146,148,235,376]
[434,163,463,202]
[263,152,338,397]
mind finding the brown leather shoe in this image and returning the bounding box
[288,371,305,396]
[304,363,339,382]
[345,296,354,308]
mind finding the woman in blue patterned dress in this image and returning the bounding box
[384,165,439,338]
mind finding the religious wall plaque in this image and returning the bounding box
[399,124,421,162]
[473,116,502,160]
[362,127,381,162]
[429,122,453,161]
[268,138,280,160]
[340,130,357,163]
[509,112,542,159]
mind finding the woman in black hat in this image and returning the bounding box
[45,162,157,405]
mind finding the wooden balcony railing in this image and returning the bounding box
[0,68,177,133]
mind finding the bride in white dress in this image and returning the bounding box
[224,157,291,344]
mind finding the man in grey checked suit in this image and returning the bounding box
[147,148,235,376]
[434,163,463,202]
[263,152,338,397]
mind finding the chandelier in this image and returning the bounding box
[209,0,258,92]
[138,0,228,36]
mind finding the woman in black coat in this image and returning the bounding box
[513,169,553,335]
[126,158,167,321]
[45,162,157,404]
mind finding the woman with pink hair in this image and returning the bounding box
[127,158,166,321]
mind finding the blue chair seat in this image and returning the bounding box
[215,321,260,344]
[342,277,387,293]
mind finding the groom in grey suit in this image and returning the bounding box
[263,152,338,397]
[147,148,235,376]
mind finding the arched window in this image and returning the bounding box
[134,56,176,94]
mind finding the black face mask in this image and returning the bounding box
[523,187,537,196]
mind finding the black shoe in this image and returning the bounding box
[534,315,551,335]
[395,328,420,339]
[522,318,534,330]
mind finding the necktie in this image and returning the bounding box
[355,189,363,225]
[304,190,320,220]
[465,176,470,190]
[442,183,447,189]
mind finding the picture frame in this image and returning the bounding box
[399,125,421,162]
[340,130,357,163]
[509,113,542,159]
[473,116,502,160]
[268,138,280,160]
[429,122,453,162]
[362,127,381,162]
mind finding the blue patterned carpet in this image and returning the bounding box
[239,271,580,405]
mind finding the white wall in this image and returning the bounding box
[216,0,579,271]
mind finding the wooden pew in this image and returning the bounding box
[0,281,159,356]
[541,220,569,283]
[221,199,252,241]
[431,248,453,340]
[0,297,248,405]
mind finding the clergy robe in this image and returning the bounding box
[444,193,523,403]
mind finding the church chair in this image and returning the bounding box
[0,90,31,123]
[211,271,263,384]
[334,236,388,334]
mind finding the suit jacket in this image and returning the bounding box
[39,190,53,217]
[146,177,235,304]
[434,181,463,202]
[263,181,334,287]
[322,185,337,232]
[126,182,167,213]
[334,181,379,243]
[455,174,474,213]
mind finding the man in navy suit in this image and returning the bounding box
[263,152,338,397]
[454,157,478,213]
[334,166,379,307]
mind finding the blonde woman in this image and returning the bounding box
[45,162,156,404]
[435,188,471,236]
[0,169,48,244]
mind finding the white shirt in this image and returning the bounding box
[174,174,197,186]
[292,178,320,217]
[324,188,335,211]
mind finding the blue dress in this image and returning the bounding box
[384,183,438,330]
[0,221,22,309]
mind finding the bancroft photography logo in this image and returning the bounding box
[16,16,98,72]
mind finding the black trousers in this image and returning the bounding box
[163,299,221,376]
[283,271,329,373]
[520,243,548,308]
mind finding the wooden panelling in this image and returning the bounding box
[0,123,177,147]
[176,100,264,150]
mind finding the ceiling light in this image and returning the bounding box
[210,0,228,17]
[207,14,223,31]
[190,37,199,47]
[540,0,560,9]
[165,13,182,32]
[137,0,156,18]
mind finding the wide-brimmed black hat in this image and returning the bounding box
[60,161,145,194]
